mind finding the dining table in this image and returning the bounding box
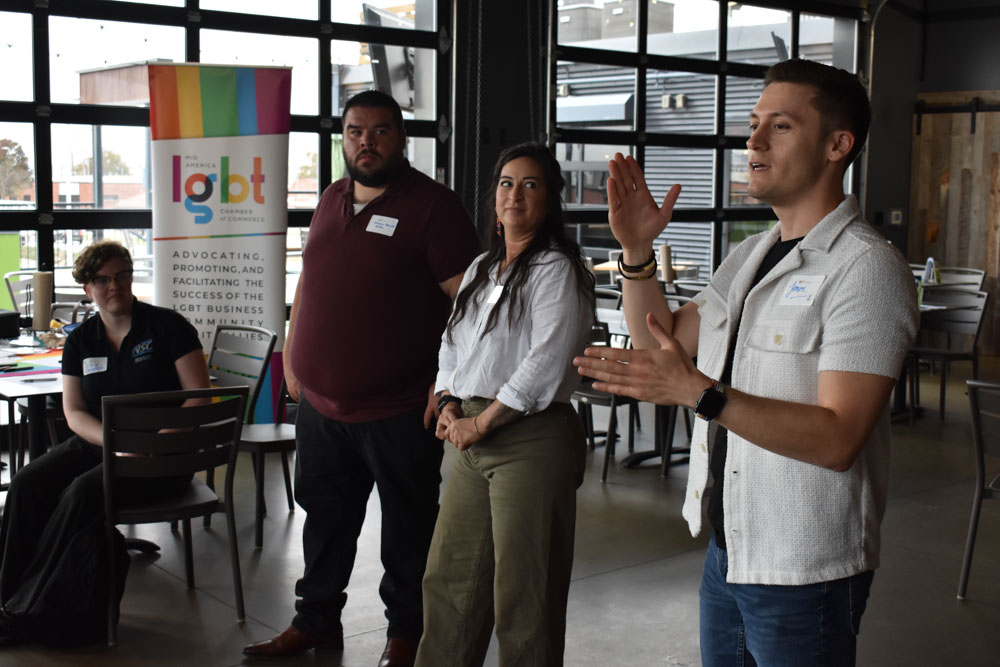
[0,344,64,487]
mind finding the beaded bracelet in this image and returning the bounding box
[618,253,658,281]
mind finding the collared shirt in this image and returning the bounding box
[291,162,480,423]
[61,299,203,419]
[681,195,919,585]
[435,250,593,414]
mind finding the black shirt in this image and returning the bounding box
[61,299,202,419]
[707,235,803,550]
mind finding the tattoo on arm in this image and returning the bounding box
[484,403,521,433]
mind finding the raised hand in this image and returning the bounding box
[606,153,681,257]
[573,313,707,407]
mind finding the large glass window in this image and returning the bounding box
[555,1,861,277]
[2,3,452,277]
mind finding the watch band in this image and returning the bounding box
[694,379,726,421]
[437,394,462,413]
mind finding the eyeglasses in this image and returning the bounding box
[90,269,134,288]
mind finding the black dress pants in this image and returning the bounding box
[292,394,443,640]
[0,436,189,644]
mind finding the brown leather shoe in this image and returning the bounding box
[243,624,344,658]
[377,637,419,667]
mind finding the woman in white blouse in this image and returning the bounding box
[415,143,595,667]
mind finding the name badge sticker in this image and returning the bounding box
[779,274,825,306]
[366,215,399,237]
[83,356,109,375]
[487,284,504,304]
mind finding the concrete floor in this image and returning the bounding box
[1,359,999,666]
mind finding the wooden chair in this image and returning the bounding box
[908,290,988,420]
[101,386,249,645]
[957,379,1000,599]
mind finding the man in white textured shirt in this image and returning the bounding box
[574,59,918,666]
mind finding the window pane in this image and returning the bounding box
[406,137,437,181]
[0,123,36,210]
[658,220,711,281]
[333,41,436,120]
[648,0,719,59]
[802,14,857,72]
[201,30,317,115]
[54,230,152,301]
[17,231,38,273]
[51,124,151,210]
[556,142,633,209]
[724,76,764,136]
[49,18,184,105]
[557,0,637,52]
[724,148,766,208]
[723,219,776,258]
[289,132,319,209]
[646,146,714,208]
[202,0,318,20]
[556,62,635,130]
[727,4,790,66]
[332,1,435,30]
[647,71,716,135]
[0,12,33,102]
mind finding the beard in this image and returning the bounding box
[345,149,405,188]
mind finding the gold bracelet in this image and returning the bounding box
[473,414,482,437]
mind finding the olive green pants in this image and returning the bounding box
[415,401,586,667]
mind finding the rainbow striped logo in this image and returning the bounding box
[148,64,291,140]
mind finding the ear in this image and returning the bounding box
[82,283,94,301]
[828,130,855,164]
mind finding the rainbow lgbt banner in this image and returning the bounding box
[148,63,291,350]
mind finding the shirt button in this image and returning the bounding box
[774,334,783,345]
[701,443,707,453]
[694,490,700,499]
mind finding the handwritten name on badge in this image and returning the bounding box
[487,284,504,304]
[780,274,825,306]
[366,215,399,237]
[83,357,109,375]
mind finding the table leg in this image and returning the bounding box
[26,395,46,461]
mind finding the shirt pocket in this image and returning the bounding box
[745,319,821,354]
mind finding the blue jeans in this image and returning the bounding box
[699,535,874,667]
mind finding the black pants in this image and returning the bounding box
[0,436,189,644]
[292,394,443,639]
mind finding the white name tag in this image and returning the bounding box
[780,274,825,306]
[487,284,504,304]
[366,214,399,237]
[82,356,108,375]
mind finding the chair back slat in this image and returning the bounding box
[111,420,242,456]
[107,394,247,430]
[969,380,1000,459]
[4,270,36,316]
[111,447,231,478]
[594,287,622,310]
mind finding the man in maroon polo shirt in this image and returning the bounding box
[244,90,479,667]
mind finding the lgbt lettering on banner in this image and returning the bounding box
[148,64,291,354]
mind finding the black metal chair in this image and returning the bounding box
[204,325,288,550]
[908,289,988,420]
[101,386,249,645]
[957,379,1000,600]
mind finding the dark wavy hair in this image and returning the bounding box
[72,240,132,284]
[447,143,595,341]
[764,58,871,167]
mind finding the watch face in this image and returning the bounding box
[696,387,726,421]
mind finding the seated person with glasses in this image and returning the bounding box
[0,240,210,647]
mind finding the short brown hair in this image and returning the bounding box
[72,240,132,284]
[764,59,871,167]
